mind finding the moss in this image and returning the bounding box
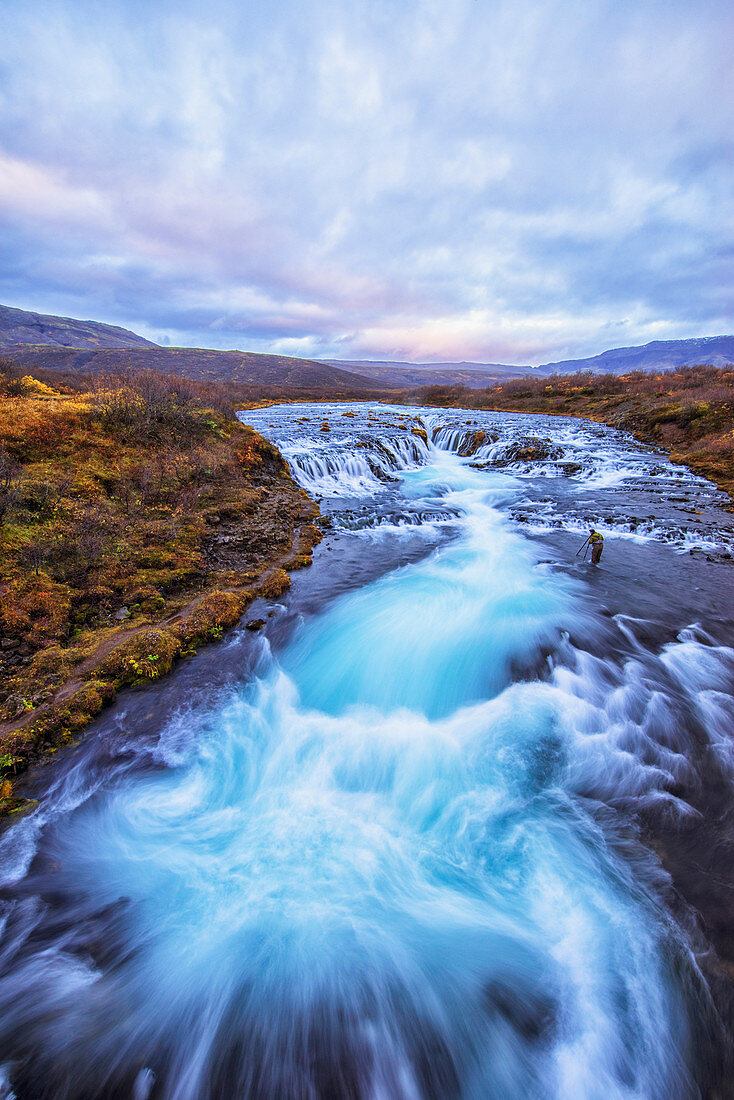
[141,594,166,615]
[217,569,261,587]
[299,523,323,551]
[288,555,313,569]
[174,590,248,646]
[0,679,116,794]
[255,569,291,600]
[0,789,38,817]
[98,629,181,685]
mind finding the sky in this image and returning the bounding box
[0,0,732,365]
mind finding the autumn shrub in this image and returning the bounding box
[98,629,181,685]
[12,376,59,397]
[174,590,247,645]
[0,575,71,645]
[255,569,291,600]
[238,435,265,468]
[0,446,20,524]
[7,404,82,460]
[90,370,232,439]
[693,432,734,459]
[0,371,308,805]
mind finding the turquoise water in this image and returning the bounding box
[285,455,570,717]
[2,405,732,1098]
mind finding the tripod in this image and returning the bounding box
[576,536,591,561]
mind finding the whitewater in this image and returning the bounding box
[1,402,733,1099]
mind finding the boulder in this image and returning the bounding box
[492,437,562,467]
[458,430,486,456]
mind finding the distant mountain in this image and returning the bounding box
[538,336,734,376]
[0,344,391,398]
[0,304,157,349]
[327,338,734,387]
[323,359,532,389]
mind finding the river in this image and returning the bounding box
[1,402,733,1099]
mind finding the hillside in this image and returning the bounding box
[538,336,734,376]
[0,370,323,813]
[0,345,393,399]
[0,304,157,349]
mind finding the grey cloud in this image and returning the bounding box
[0,0,731,361]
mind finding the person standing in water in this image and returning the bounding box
[589,528,604,564]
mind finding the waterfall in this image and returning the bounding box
[283,433,429,495]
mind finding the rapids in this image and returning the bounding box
[1,402,733,1099]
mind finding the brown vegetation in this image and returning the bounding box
[0,363,319,814]
[403,365,734,501]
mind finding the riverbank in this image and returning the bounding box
[400,365,734,503]
[0,374,321,815]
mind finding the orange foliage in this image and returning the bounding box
[0,575,71,645]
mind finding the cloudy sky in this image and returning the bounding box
[0,0,731,364]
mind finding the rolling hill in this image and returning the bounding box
[0,344,392,398]
[0,304,157,349]
[327,337,734,385]
[0,304,395,397]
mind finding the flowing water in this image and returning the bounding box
[1,402,734,1099]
